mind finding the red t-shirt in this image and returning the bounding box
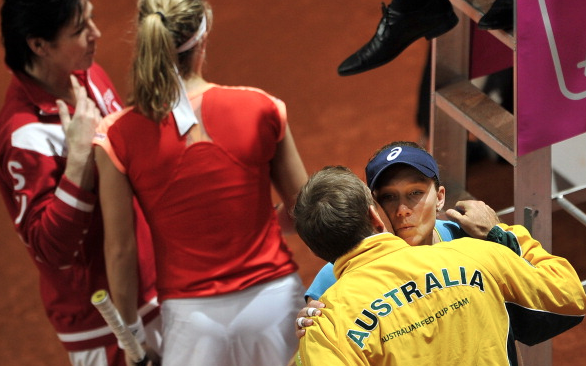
[96,84,297,301]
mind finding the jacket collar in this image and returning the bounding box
[13,69,88,117]
[333,232,409,279]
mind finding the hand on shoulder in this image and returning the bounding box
[445,200,500,239]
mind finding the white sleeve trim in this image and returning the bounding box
[12,123,66,157]
[55,187,94,212]
[56,296,159,343]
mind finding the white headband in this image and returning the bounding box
[176,14,207,53]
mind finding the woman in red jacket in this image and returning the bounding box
[0,1,161,365]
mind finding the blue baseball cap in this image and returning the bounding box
[365,145,440,191]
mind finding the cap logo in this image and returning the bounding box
[386,147,402,161]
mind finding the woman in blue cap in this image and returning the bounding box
[302,141,475,305]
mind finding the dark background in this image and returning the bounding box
[0,0,584,364]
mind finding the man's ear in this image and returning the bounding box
[368,205,386,233]
[436,185,446,212]
[26,37,48,57]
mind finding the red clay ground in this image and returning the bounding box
[0,0,584,364]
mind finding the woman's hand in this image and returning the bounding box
[295,299,325,339]
[445,200,500,239]
[57,75,101,190]
[124,343,161,366]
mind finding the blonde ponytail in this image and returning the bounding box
[130,0,210,122]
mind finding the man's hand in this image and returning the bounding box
[295,299,325,339]
[445,200,500,239]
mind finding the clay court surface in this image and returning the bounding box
[1,0,585,364]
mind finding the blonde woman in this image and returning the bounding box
[94,1,307,365]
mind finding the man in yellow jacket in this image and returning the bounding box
[293,166,586,366]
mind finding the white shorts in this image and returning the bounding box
[161,273,305,366]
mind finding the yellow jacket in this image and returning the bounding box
[297,225,585,366]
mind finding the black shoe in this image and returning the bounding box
[478,0,513,30]
[337,0,459,76]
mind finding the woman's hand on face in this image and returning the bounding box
[57,75,101,161]
[57,75,102,189]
